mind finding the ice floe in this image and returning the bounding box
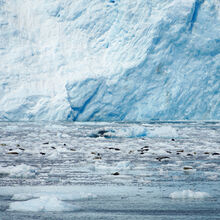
[8,196,75,212]
[148,126,179,138]
[169,190,210,199]
[0,164,38,178]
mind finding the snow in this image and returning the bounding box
[0,0,219,121]
[169,190,210,199]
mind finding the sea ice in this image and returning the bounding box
[169,190,210,199]
[148,126,178,138]
[11,193,35,201]
[8,196,75,212]
[0,164,38,178]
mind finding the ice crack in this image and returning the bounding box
[188,0,205,31]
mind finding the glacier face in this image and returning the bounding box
[0,0,220,121]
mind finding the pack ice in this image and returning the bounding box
[0,0,219,121]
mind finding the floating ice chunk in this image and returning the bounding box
[47,151,60,160]
[148,126,178,137]
[103,125,148,138]
[0,164,38,178]
[118,126,148,138]
[91,161,133,174]
[0,167,9,176]
[11,193,35,201]
[169,190,210,199]
[80,192,97,199]
[115,161,133,170]
[8,196,75,212]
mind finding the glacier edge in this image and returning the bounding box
[0,0,219,121]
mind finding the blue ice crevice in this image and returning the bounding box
[188,0,205,31]
[66,78,104,121]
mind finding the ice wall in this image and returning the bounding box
[0,0,220,121]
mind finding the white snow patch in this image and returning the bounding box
[169,190,210,199]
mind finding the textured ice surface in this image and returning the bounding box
[0,0,220,121]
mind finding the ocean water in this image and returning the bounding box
[0,121,220,219]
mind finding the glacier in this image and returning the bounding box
[0,0,220,121]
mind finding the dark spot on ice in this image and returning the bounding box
[171,138,175,141]
[166,151,172,154]
[103,135,111,138]
[177,150,184,153]
[156,156,170,162]
[212,153,220,156]
[90,134,99,138]
[93,156,102,160]
[108,147,120,151]
[90,129,113,138]
[204,152,210,155]
[70,148,76,151]
[141,146,149,150]
[0,173,8,178]
[16,144,20,147]
[183,166,193,170]
[7,152,19,155]
[187,153,193,156]
[109,0,115,3]
[0,143,6,146]
[138,146,149,154]
[19,148,25,151]
[40,152,46,155]
[98,130,108,136]
[51,146,56,149]
[63,144,66,146]
[43,142,49,145]
[112,172,120,175]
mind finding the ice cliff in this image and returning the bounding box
[0,0,220,121]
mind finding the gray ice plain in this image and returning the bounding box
[0,121,220,219]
